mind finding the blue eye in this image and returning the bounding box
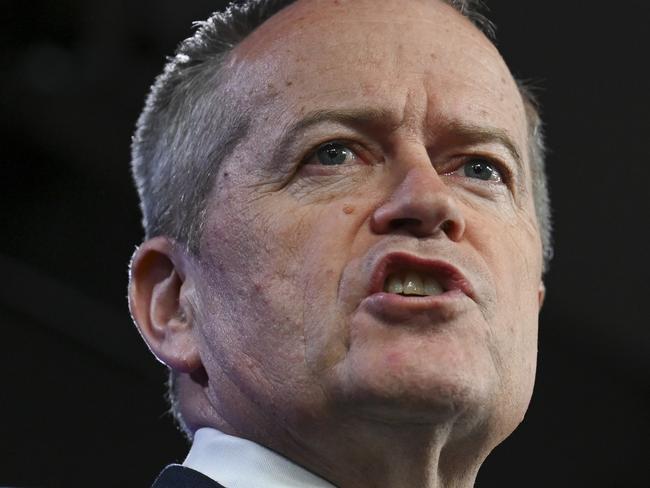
[314,142,355,165]
[463,159,502,182]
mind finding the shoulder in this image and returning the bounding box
[151,464,227,488]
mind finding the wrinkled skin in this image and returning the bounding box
[131,0,545,486]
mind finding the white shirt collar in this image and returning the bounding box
[183,427,336,488]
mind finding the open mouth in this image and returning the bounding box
[383,271,445,297]
[369,252,474,301]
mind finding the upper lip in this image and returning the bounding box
[367,251,476,300]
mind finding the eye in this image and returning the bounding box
[309,142,358,166]
[461,158,503,182]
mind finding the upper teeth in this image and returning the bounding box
[383,271,444,296]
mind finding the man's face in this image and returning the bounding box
[190,0,543,441]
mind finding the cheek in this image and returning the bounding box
[466,200,542,304]
[486,218,541,340]
[196,199,314,368]
[272,198,377,376]
[200,192,355,354]
[287,204,364,367]
[466,209,541,382]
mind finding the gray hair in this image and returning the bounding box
[131,0,552,438]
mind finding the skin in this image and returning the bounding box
[129,0,546,487]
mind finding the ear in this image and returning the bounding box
[128,236,201,373]
[537,281,546,310]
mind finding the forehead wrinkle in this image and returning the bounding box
[395,85,430,138]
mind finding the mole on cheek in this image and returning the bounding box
[342,204,355,215]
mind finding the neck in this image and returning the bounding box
[180,374,493,488]
[270,413,488,488]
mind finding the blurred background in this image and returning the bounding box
[1,0,648,486]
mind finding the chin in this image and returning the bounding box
[329,354,499,428]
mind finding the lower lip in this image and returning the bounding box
[360,290,471,323]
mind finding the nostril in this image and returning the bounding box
[386,217,457,238]
[389,218,421,231]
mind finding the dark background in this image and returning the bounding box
[1,1,648,486]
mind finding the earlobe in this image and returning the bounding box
[537,281,546,310]
[128,237,202,373]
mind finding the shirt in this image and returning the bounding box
[183,427,336,488]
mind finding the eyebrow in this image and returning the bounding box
[441,121,525,172]
[284,107,399,138]
[267,108,397,172]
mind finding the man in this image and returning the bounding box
[128,0,552,486]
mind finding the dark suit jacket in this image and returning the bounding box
[151,464,226,488]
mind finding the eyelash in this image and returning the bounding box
[302,140,366,166]
[301,140,514,188]
[447,155,513,186]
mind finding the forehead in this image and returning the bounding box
[226,0,527,159]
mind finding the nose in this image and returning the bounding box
[370,166,466,241]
